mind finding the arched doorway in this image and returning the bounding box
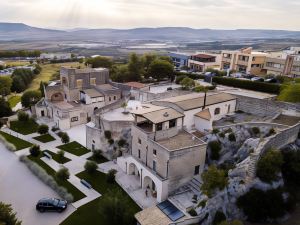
[128,163,140,176]
[143,176,158,200]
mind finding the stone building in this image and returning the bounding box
[152,92,237,132]
[34,67,121,130]
[117,103,207,202]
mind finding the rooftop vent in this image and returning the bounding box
[163,112,169,117]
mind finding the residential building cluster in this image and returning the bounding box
[169,46,300,77]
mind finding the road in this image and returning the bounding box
[0,143,76,225]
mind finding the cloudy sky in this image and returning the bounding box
[0,0,299,30]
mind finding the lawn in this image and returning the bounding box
[8,95,21,108]
[29,62,84,90]
[43,150,71,164]
[60,171,140,225]
[10,120,39,135]
[4,60,29,67]
[0,131,33,150]
[27,154,85,202]
[57,141,90,156]
[33,134,56,143]
[87,154,108,164]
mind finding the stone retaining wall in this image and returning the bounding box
[235,95,300,117]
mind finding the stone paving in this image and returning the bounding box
[0,126,102,209]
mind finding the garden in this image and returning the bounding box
[57,141,90,156]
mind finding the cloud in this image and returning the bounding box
[0,0,299,30]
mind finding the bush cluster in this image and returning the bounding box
[84,161,98,174]
[212,76,281,94]
[209,141,222,160]
[19,156,73,202]
[29,145,41,157]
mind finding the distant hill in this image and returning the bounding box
[0,22,300,42]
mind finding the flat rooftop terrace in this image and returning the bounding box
[156,130,204,151]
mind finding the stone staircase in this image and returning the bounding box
[187,177,202,196]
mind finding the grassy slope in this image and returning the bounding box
[7,95,21,108]
[60,171,140,225]
[0,131,33,150]
[57,141,90,156]
[28,62,83,90]
[28,155,85,201]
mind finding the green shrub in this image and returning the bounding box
[108,139,114,145]
[201,165,228,197]
[61,133,70,144]
[57,131,64,137]
[198,200,207,208]
[104,130,112,139]
[57,150,65,161]
[17,111,29,122]
[56,167,70,181]
[0,202,22,225]
[175,75,187,84]
[180,77,195,90]
[213,211,226,225]
[38,124,49,134]
[237,188,287,222]
[228,133,236,142]
[219,132,225,138]
[252,127,260,135]
[188,208,197,217]
[209,141,222,160]
[194,85,208,92]
[212,128,220,134]
[106,169,117,183]
[212,76,280,94]
[51,126,59,132]
[117,139,126,147]
[267,128,276,136]
[29,145,41,157]
[256,149,283,183]
[84,161,98,174]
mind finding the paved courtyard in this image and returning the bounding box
[0,143,76,225]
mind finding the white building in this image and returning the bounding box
[40,53,72,60]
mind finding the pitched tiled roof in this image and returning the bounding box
[194,109,211,120]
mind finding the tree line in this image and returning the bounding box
[0,50,41,58]
[85,53,174,83]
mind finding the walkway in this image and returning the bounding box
[0,127,103,209]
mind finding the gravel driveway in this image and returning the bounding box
[0,143,76,225]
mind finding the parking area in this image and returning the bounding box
[0,143,76,225]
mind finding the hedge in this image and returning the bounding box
[174,72,281,94]
[212,76,281,94]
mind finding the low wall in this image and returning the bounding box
[215,122,289,131]
[235,95,300,117]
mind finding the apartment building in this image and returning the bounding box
[188,53,221,72]
[264,47,300,77]
[221,47,268,76]
[117,103,207,202]
[34,67,121,130]
[40,53,72,60]
[169,52,191,69]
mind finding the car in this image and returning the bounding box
[251,77,264,82]
[36,198,67,213]
[265,78,277,83]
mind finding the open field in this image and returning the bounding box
[8,95,21,108]
[29,62,84,90]
[3,60,30,67]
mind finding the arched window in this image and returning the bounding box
[214,108,220,115]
